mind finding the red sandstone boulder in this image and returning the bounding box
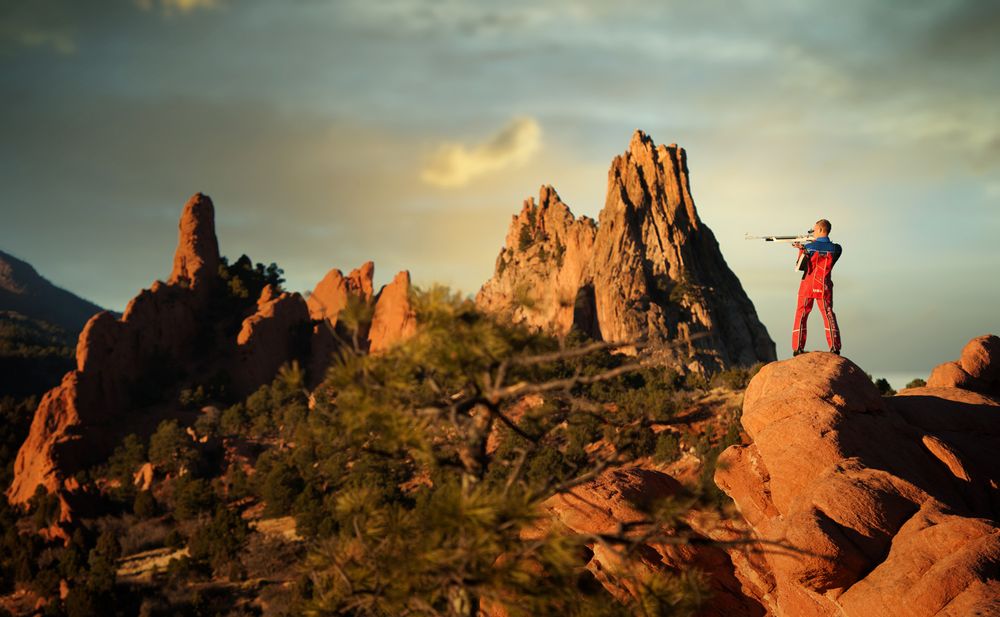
[716,350,1000,617]
[541,468,765,617]
[927,334,1000,397]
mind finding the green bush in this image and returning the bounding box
[149,420,197,475]
[133,490,157,519]
[171,476,218,520]
[188,506,250,580]
[260,457,304,517]
[905,378,926,389]
[654,432,681,464]
[874,377,896,396]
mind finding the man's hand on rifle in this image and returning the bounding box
[792,242,804,249]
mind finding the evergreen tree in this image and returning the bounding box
[294,286,708,616]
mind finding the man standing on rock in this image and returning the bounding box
[791,219,842,356]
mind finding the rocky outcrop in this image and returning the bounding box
[542,468,765,617]
[476,185,598,337]
[233,285,311,396]
[7,186,427,514]
[306,261,416,355]
[8,194,221,507]
[368,270,417,354]
[715,345,1000,617]
[477,130,775,373]
[6,193,322,514]
[306,261,375,328]
[168,192,220,292]
[926,334,1000,397]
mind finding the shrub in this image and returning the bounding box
[905,378,926,389]
[654,432,681,464]
[710,364,762,390]
[149,420,197,475]
[219,404,247,436]
[188,507,250,580]
[134,490,157,519]
[874,378,896,396]
[171,476,218,520]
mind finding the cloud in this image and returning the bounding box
[134,0,220,14]
[2,25,75,54]
[421,117,541,188]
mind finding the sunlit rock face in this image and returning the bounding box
[477,129,776,373]
[716,344,1000,617]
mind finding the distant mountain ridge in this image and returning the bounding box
[0,249,104,336]
[0,250,105,397]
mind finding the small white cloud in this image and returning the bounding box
[421,117,541,188]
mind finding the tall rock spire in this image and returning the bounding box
[169,192,220,291]
[477,130,776,372]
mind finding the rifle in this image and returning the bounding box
[745,232,815,271]
[744,232,814,244]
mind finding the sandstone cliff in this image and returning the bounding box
[715,337,1000,616]
[477,130,775,373]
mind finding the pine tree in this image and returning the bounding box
[293,286,709,616]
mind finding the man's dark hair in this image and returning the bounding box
[816,219,831,233]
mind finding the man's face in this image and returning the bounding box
[812,223,828,237]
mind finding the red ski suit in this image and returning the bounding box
[792,237,842,352]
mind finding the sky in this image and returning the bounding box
[1,0,998,386]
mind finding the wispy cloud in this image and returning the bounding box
[134,0,220,15]
[421,117,542,188]
[2,26,76,54]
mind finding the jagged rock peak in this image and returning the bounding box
[477,184,599,338]
[168,192,220,290]
[368,270,417,354]
[477,130,777,372]
[307,261,375,327]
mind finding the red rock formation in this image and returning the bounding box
[477,130,775,372]
[168,192,220,292]
[233,285,311,396]
[306,261,375,327]
[8,195,221,507]
[539,468,764,617]
[7,193,323,516]
[476,186,598,336]
[715,348,1000,617]
[926,334,1000,397]
[368,270,417,354]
